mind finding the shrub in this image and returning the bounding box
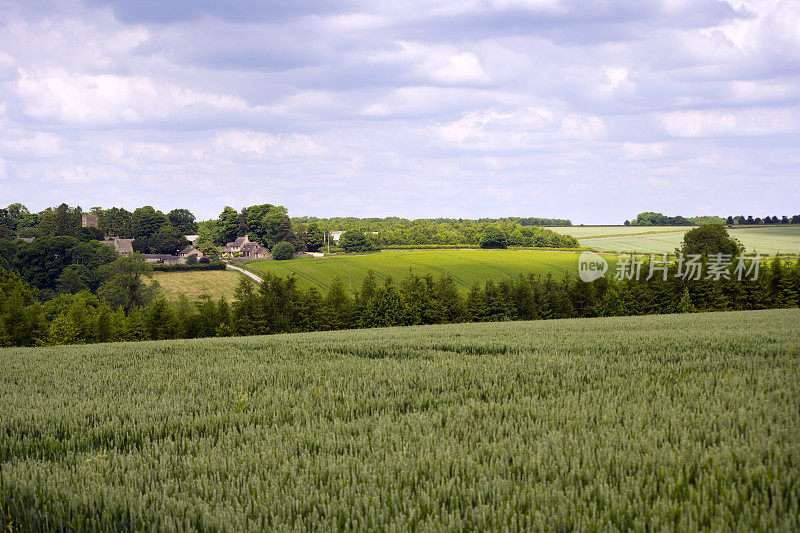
[272,241,295,260]
[479,225,508,249]
[340,231,373,252]
[680,224,743,257]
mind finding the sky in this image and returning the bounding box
[0,0,798,223]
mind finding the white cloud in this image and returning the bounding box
[437,107,604,150]
[15,69,255,124]
[212,130,324,160]
[659,108,800,138]
[616,142,669,161]
[0,131,64,158]
[370,42,490,85]
[603,67,629,91]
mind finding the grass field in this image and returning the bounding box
[247,249,615,292]
[547,225,800,254]
[1,309,798,530]
[150,270,246,301]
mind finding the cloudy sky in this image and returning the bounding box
[0,0,797,223]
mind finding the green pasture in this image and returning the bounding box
[150,270,246,301]
[246,249,611,292]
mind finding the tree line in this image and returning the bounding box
[295,216,577,249]
[1,203,581,264]
[2,254,798,348]
[625,212,800,226]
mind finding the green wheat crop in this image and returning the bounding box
[1,309,799,530]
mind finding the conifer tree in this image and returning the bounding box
[676,288,696,313]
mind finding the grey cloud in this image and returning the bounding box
[82,0,356,24]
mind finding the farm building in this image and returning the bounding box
[179,246,203,259]
[81,214,99,228]
[143,254,182,264]
[101,236,134,254]
[221,235,270,259]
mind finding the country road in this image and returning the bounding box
[225,263,262,284]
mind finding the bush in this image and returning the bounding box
[272,241,295,260]
[479,225,508,249]
[151,260,226,272]
[339,231,373,252]
[680,224,743,257]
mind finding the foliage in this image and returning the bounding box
[147,225,190,255]
[96,254,158,312]
[11,237,119,298]
[305,223,324,252]
[1,252,799,347]
[339,230,373,252]
[167,208,198,234]
[271,241,295,260]
[37,203,83,237]
[219,206,240,245]
[479,224,508,249]
[98,207,134,238]
[13,236,82,292]
[0,238,18,272]
[294,216,577,249]
[680,224,743,257]
[149,260,226,272]
[132,206,169,240]
[258,206,293,248]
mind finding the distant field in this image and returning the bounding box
[547,225,800,254]
[150,270,245,301]
[247,249,614,292]
[2,309,798,530]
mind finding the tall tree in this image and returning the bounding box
[38,203,82,237]
[219,206,240,245]
[99,207,134,238]
[148,225,190,254]
[96,254,158,312]
[261,206,292,248]
[167,209,198,234]
[680,224,743,257]
[133,206,168,240]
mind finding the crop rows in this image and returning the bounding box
[1,309,799,530]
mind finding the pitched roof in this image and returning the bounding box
[179,246,196,254]
[241,242,268,253]
[101,237,134,254]
[116,239,134,253]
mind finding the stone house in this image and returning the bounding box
[81,214,99,229]
[101,236,134,254]
[221,234,270,259]
[179,246,203,259]
[143,254,182,264]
